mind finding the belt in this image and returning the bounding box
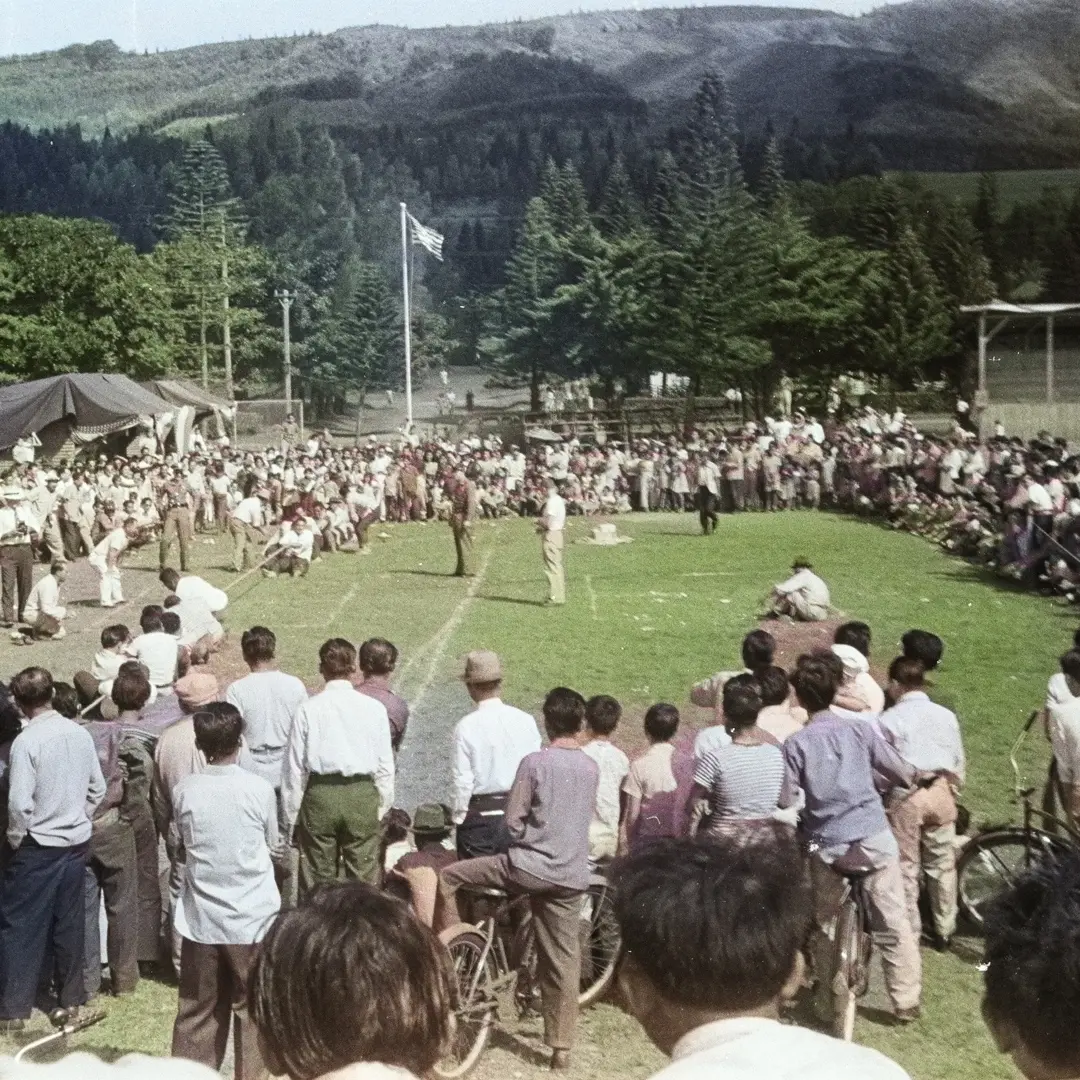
[308,772,374,786]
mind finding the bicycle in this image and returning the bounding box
[434,872,620,1079]
[956,709,1079,929]
[829,866,874,1042]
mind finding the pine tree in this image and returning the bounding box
[1046,188,1080,301]
[758,136,787,210]
[598,155,642,236]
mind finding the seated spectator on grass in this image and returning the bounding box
[250,882,452,1080]
[581,695,629,861]
[611,831,911,1080]
[982,850,1080,1080]
[620,704,694,856]
[767,558,830,622]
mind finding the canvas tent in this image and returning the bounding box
[0,373,170,457]
[143,378,232,418]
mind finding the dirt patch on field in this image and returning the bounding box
[758,616,890,685]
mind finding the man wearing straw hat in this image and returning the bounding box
[767,557,831,622]
[0,485,39,629]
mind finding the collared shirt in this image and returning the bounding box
[130,631,179,687]
[8,710,105,848]
[581,738,630,858]
[774,569,830,609]
[23,573,64,622]
[451,698,542,821]
[783,710,914,847]
[652,1016,910,1080]
[354,674,410,752]
[232,497,264,527]
[176,575,228,614]
[694,462,719,495]
[225,669,309,788]
[0,503,39,545]
[171,597,223,647]
[505,746,598,891]
[280,680,395,835]
[877,690,965,783]
[540,492,566,532]
[173,764,280,946]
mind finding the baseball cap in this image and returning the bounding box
[462,651,502,684]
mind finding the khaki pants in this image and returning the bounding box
[770,590,827,622]
[888,778,958,940]
[296,774,380,895]
[810,851,921,1013]
[542,530,565,604]
[160,508,193,572]
[229,520,263,572]
[438,855,583,1051]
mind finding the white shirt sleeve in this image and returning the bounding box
[279,702,310,838]
[451,723,475,824]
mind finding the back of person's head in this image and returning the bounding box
[159,567,180,591]
[319,638,356,680]
[643,703,680,743]
[722,674,762,731]
[241,626,276,666]
[1060,650,1080,684]
[741,629,775,672]
[192,703,242,762]
[834,621,872,659]
[52,682,80,719]
[982,850,1080,1079]
[791,652,841,713]
[612,829,810,1028]
[1073,626,1080,652]
[100,623,130,650]
[10,666,53,713]
[756,666,791,709]
[140,606,164,634]
[888,656,926,692]
[382,807,411,846]
[543,686,586,738]
[112,667,152,713]
[901,629,944,671]
[163,594,181,610]
[250,882,452,1080]
[161,611,181,637]
[359,638,398,677]
[585,694,621,737]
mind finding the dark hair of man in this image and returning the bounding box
[612,830,811,1012]
[193,703,243,761]
[359,638,398,677]
[790,653,840,713]
[741,629,776,672]
[644,703,680,742]
[722,674,763,731]
[163,594,182,610]
[834,621,872,659]
[543,687,587,738]
[112,668,152,712]
[159,567,180,591]
[140,609,164,634]
[241,626,277,665]
[982,850,1080,1076]
[1060,650,1080,684]
[585,694,621,736]
[888,656,926,690]
[249,882,453,1080]
[901,629,944,671]
[10,667,53,712]
[319,638,357,680]
[382,807,411,846]
[51,682,80,719]
[1073,627,1080,651]
[161,611,181,636]
[756,666,791,709]
[100,624,129,650]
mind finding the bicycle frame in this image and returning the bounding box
[1010,710,1080,842]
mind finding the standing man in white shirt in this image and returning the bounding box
[694,453,719,536]
[767,557,831,622]
[229,489,267,573]
[880,656,966,950]
[0,486,40,628]
[539,478,567,606]
[226,626,308,791]
[16,561,68,642]
[89,517,138,609]
[171,708,279,1080]
[280,639,394,893]
[452,651,542,859]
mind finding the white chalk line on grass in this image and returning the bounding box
[396,551,493,710]
[585,574,599,621]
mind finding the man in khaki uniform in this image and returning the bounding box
[159,470,194,572]
[449,470,477,578]
[539,478,566,606]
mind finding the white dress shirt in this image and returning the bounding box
[652,1017,909,1080]
[172,597,223,647]
[451,698,542,821]
[540,492,566,533]
[232,496,264,527]
[775,569,830,608]
[129,631,179,688]
[877,690,965,783]
[280,680,394,834]
[173,764,280,945]
[23,573,65,623]
[226,669,309,788]
[176,574,228,613]
[0,504,39,544]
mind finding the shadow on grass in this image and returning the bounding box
[479,595,547,608]
[489,1025,552,1068]
[390,568,458,579]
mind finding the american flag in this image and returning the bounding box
[407,213,445,261]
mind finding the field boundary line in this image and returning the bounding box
[585,574,599,621]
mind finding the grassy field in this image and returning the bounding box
[890,168,1080,210]
[2,509,1069,1079]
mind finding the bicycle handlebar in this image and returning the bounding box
[13,1010,105,1063]
[1009,710,1042,795]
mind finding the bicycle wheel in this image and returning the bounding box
[831,895,863,1042]
[434,928,496,1080]
[579,883,621,1007]
[957,829,1070,929]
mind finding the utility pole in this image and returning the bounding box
[275,289,294,413]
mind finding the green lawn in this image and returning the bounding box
[4,509,1065,1079]
[889,168,1080,210]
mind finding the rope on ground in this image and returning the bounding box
[1033,524,1080,569]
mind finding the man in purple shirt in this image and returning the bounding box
[354,638,409,753]
[784,652,923,1024]
[438,687,598,1071]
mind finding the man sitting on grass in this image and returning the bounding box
[612,830,910,1079]
[767,558,830,622]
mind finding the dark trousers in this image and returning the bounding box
[696,487,718,535]
[452,521,471,576]
[296,774,380,895]
[0,839,89,1019]
[723,478,745,513]
[84,817,139,996]
[0,544,33,623]
[172,938,263,1080]
[123,802,162,964]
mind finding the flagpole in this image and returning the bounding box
[400,201,413,431]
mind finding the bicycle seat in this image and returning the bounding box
[458,884,509,900]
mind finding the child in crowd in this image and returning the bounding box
[91,624,131,693]
[129,607,180,693]
[581,695,630,861]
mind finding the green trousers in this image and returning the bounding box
[296,774,380,896]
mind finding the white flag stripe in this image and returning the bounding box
[407,213,445,261]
